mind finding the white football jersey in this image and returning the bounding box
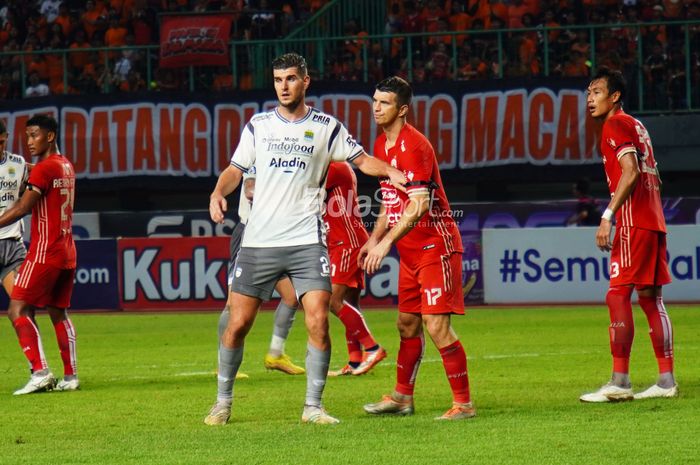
[0,151,27,240]
[231,107,363,247]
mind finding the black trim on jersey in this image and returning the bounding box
[346,149,363,162]
[245,122,255,148]
[230,160,249,173]
[405,180,439,190]
[615,141,635,151]
[328,121,341,152]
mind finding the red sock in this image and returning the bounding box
[54,319,78,377]
[336,302,377,350]
[606,287,634,373]
[439,340,471,404]
[347,339,362,364]
[395,335,424,396]
[638,296,674,373]
[13,316,48,373]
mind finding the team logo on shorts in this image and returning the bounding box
[235,267,243,278]
[304,130,314,141]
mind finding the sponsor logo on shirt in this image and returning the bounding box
[269,156,308,171]
[0,192,16,202]
[8,167,16,177]
[312,114,330,125]
[265,138,315,157]
[0,179,18,189]
[304,130,314,141]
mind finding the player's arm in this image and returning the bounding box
[0,189,40,228]
[209,165,244,224]
[351,152,407,191]
[358,202,389,268]
[596,152,640,251]
[363,191,430,274]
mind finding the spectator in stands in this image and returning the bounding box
[644,41,669,109]
[25,72,50,97]
[39,0,63,24]
[81,0,108,40]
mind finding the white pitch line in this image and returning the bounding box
[107,349,597,381]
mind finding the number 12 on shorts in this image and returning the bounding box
[424,287,443,306]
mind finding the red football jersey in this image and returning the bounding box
[374,124,462,266]
[600,110,665,232]
[323,162,369,249]
[26,153,76,268]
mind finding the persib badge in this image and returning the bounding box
[8,167,15,177]
[304,130,314,141]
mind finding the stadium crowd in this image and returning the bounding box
[1,0,700,110]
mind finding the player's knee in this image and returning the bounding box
[328,294,344,313]
[605,286,632,308]
[423,317,450,341]
[305,311,329,335]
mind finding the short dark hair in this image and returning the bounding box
[0,120,6,135]
[375,76,413,108]
[26,114,58,135]
[271,53,307,77]
[591,67,626,105]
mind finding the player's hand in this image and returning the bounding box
[363,238,392,274]
[595,219,612,251]
[387,166,407,192]
[209,193,227,224]
[357,236,379,268]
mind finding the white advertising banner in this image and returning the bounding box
[483,225,700,304]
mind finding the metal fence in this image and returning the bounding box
[2,20,699,114]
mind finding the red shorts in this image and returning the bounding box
[610,227,671,288]
[398,252,464,315]
[11,260,76,308]
[329,246,365,289]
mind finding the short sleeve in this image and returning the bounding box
[328,120,364,162]
[604,118,637,160]
[242,165,256,181]
[403,139,434,197]
[230,122,256,172]
[27,160,50,195]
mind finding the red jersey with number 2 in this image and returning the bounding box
[26,153,76,268]
[374,123,462,267]
[323,162,369,249]
[600,110,665,232]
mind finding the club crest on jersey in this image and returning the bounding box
[607,138,616,149]
[406,171,414,181]
[304,130,314,141]
[401,140,406,152]
[8,167,15,177]
[390,158,397,168]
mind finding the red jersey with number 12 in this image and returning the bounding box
[26,153,76,268]
[600,110,665,232]
[323,162,369,249]
[374,123,462,266]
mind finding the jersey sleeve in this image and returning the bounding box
[604,118,637,161]
[230,122,256,172]
[328,120,364,162]
[27,160,50,195]
[403,139,434,197]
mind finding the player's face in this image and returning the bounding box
[372,90,405,127]
[273,67,309,110]
[25,125,51,157]
[586,78,619,119]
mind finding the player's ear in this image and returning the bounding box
[46,130,56,144]
[611,90,621,105]
[398,104,409,118]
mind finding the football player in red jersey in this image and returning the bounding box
[361,77,475,420]
[580,68,677,402]
[324,161,386,376]
[0,114,79,395]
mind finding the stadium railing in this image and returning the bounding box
[1,19,699,114]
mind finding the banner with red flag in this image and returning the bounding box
[159,15,231,68]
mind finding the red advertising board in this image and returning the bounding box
[159,15,232,68]
[118,236,229,310]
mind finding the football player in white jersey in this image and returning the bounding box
[0,121,29,299]
[205,53,406,426]
[217,168,306,376]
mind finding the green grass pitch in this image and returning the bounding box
[0,305,698,465]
